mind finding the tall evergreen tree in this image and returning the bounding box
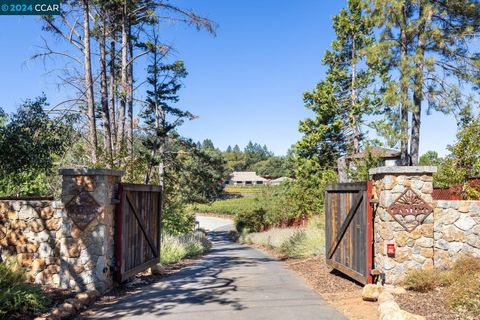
[141,32,194,185]
[364,0,480,165]
[323,0,377,154]
[297,0,376,168]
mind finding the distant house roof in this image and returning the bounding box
[270,177,294,183]
[347,147,401,159]
[228,171,268,182]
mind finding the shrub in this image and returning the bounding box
[0,260,50,318]
[403,256,480,293]
[235,208,266,233]
[160,231,212,266]
[445,256,480,317]
[451,255,480,275]
[446,273,480,317]
[162,200,196,236]
[403,269,448,292]
[241,228,297,248]
[280,229,308,257]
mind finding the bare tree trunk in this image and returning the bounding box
[350,37,360,154]
[127,25,134,157]
[410,5,432,166]
[399,2,410,166]
[83,0,97,163]
[117,1,128,156]
[109,35,117,155]
[100,20,113,165]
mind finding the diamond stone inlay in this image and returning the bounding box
[65,191,102,230]
[387,187,433,232]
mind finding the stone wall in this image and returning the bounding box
[370,167,436,284]
[0,168,123,293]
[434,200,480,268]
[0,200,63,285]
[370,166,480,284]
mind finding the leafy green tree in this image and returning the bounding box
[0,96,77,196]
[201,139,215,150]
[282,159,338,219]
[244,141,273,169]
[297,80,349,169]
[365,0,480,165]
[251,156,289,178]
[419,151,442,166]
[432,119,480,195]
[224,144,246,172]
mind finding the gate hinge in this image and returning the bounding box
[112,183,121,204]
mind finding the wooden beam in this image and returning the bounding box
[326,182,368,192]
[122,183,162,192]
[119,258,160,282]
[326,259,367,284]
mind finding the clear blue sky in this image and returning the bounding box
[0,0,458,156]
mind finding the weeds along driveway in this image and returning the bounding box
[81,217,346,320]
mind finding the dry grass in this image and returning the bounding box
[403,269,452,292]
[240,217,325,258]
[402,256,480,318]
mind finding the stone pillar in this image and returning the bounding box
[369,166,437,284]
[58,168,123,293]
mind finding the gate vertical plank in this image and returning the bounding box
[115,184,162,282]
[325,182,370,284]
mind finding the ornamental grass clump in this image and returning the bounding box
[0,258,50,318]
[241,216,325,258]
[403,256,480,318]
[160,230,212,266]
[445,256,480,317]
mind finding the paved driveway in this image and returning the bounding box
[82,216,346,319]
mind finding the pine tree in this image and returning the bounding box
[365,0,480,165]
[323,0,377,154]
[141,33,194,185]
[297,0,377,168]
[297,80,349,168]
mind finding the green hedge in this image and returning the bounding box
[0,260,50,318]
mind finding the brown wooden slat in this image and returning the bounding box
[126,193,159,257]
[115,183,162,282]
[325,181,371,285]
[327,191,363,259]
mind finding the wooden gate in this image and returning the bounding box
[325,181,373,284]
[115,183,162,282]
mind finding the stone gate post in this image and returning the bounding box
[58,168,123,293]
[369,166,437,284]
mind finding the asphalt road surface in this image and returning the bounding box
[82,215,346,319]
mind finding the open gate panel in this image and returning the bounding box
[325,181,373,284]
